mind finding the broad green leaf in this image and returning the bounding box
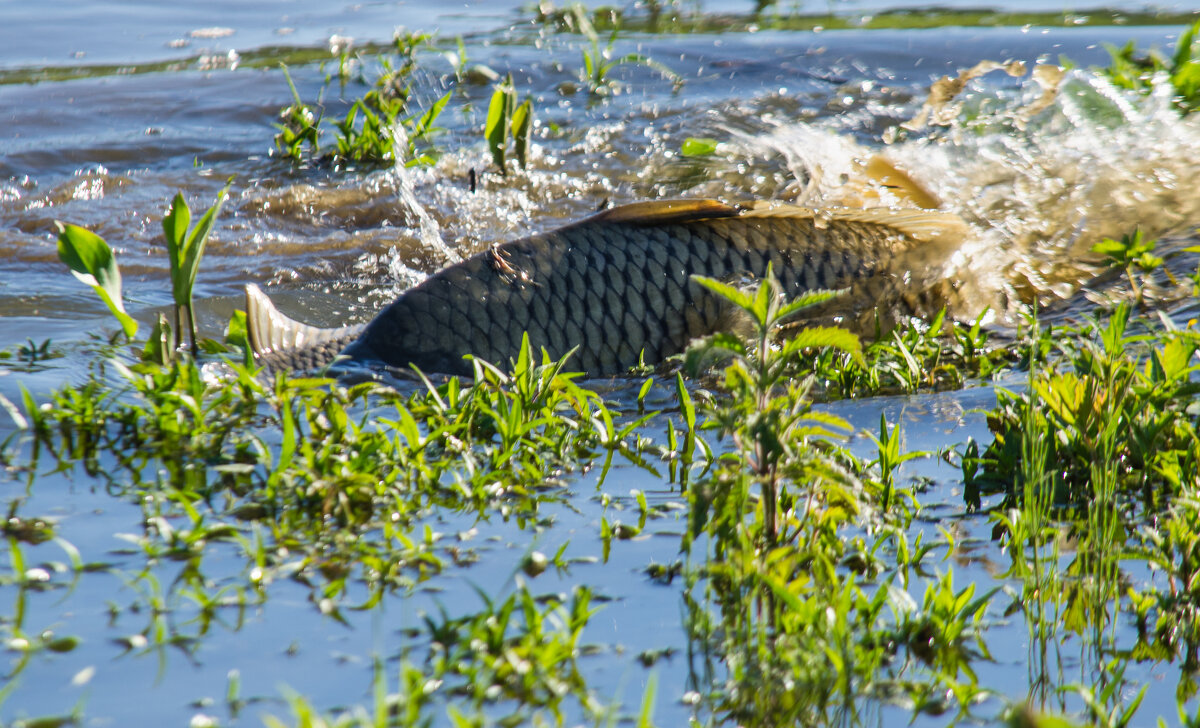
[707,331,747,356]
[681,137,718,157]
[784,326,864,366]
[485,78,512,171]
[162,192,190,287]
[691,274,753,311]
[224,309,254,366]
[1157,336,1196,381]
[751,272,772,325]
[776,288,843,320]
[512,98,532,170]
[224,309,248,349]
[1172,20,1200,71]
[55,221,138,338]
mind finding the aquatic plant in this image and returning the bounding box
[801,308,1010,399]
[678,270,995,725]
[53,221,138,340]
[565,4,682,96]
[485,73,533,173]
[163,183,230,355]
[273,64,323,161]
[273,32,450,167]
[684,265,862,547]
[1091,229,1163,307]
[1097,20,1200,115]
[965,304,1200,512]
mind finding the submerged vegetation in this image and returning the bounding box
[7,3,1200,728]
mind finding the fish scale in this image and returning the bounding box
[248,199,970,376]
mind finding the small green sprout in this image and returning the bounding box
[273,64,322,161]
[274,32,447,167]
[163,182,231,355]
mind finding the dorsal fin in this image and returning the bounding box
[245,284,361,357]
[736,202,969,244]
[863,155,942,210]
[591,199,739,225]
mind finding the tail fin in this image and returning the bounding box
[244,284,364,370]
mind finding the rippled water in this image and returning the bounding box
[3,1,1200,725]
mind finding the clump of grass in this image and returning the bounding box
[1096,19,1200,114]
[265,585,602,726]
[678,268,993,725]
[274,64,323,162]
[965,303,1200,512]
[564,3,682,96]
[273,32,451,167]
[800,308,1011,399]
[1130,491,1200,682]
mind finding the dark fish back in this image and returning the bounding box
[347,204,935,376]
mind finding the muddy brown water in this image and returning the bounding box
[2,1,1200,725]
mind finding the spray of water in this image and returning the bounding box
[718,66,1200,323]
[386,123,459,292]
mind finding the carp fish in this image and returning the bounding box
[246,198,969,377]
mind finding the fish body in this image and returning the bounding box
[248,199,966,376]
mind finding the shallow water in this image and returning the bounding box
[3,1,1200,725]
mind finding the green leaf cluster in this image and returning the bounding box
[1098,20,1200,114]
[485,73,533,174]
[967,304,1200,511]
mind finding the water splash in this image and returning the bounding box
[387,124,459,291]
[704,65,1200,324]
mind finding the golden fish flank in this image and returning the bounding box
[247,199,970,376]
